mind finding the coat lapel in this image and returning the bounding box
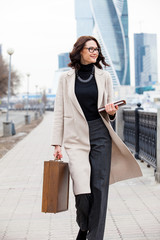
[66,66,105,119]
[94,66,105,108]
[66,69,86,119]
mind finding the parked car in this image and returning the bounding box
[0,107,7,113]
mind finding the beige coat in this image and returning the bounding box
[52,66,142,195]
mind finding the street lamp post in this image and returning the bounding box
[34,85,38,120]
[6,48,14,122]
[26,73,30,116]
[3,48,14,137]
[39,87,43,117]
[24,73,31,124]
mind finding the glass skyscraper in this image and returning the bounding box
[134,33,158,94]
[54,52,70,95]
[58,52,70,69]
[75,0,131,87]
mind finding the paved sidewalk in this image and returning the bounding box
[0,112,160,240]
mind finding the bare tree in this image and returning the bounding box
[0,56,20,97]
[42,89,47,106]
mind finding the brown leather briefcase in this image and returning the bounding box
[41,159,70,213]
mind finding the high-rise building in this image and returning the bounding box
[58,52,70,69]
[75,0,131,87]
[75,0,94,37]
[134,33,158,94]
[53,53,70,94]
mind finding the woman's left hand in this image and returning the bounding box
[105,103,119,116]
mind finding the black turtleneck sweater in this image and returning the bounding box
[75,63,101,121]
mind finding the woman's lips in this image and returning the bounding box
[90,56,97,59]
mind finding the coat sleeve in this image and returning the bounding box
[51,73,65,146]
[107,72,116,122]
[107,71,113,103]
[100,71,116,122]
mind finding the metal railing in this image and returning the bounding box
[123,106,157,169]
[123,109,135,153]
[138,111,157,168]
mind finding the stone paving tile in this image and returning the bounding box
[0,112,160,240]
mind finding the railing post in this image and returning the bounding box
[134,103,143,159]
[116,106,130,141]
[155,108,160,183]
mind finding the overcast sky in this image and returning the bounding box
[0,0,160,93]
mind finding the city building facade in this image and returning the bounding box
[75,0,131,87]
[134,33,158,94]
[58,52,70,69]
[53,53,70,94]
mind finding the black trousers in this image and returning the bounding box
[75,117,112,240]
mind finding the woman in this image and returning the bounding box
[52,36,142,240]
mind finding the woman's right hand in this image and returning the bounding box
[54,145,63,160]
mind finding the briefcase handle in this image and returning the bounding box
[98,99,126,112]
[54,157,63,162]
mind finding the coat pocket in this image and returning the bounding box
[63,117,78,145]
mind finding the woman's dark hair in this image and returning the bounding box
[68,36,109,70]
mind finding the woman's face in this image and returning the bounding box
[80,40,99,65]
